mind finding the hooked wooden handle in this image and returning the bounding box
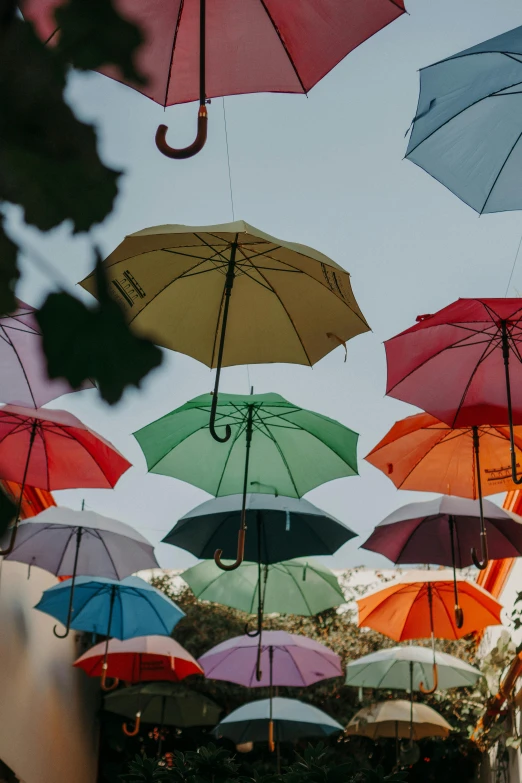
[156,105,208,160]
[419,663,438,695]
[123,712,141,736]
[268,720,275,752]
[100,662,119,692]
[454,605,464,629]
[214,529,246,571]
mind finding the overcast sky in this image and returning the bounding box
[8,0,522,571]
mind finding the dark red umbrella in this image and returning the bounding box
[24,0,406,158]
[384,298,522,569]
[0,405,131,554]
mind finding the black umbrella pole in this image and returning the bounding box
[53,527,82,639]
[501,322,522,485]
[209,241,238,443]
[214,399,253,570]
[0,420,37,556]
[471,427,488,569]
[155,0,208,158]
[101,587,119,691]
[448,517,464,627]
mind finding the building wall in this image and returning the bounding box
[0,560,100,783]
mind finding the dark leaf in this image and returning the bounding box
[0,217,20,314]
[0,486,17,538]
[0,16,120,232]
[36,253,163,404]
[54,0,146,85]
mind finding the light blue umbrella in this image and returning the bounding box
[35,576,184,690]
[406,26,522,214]
[214,696,343,744]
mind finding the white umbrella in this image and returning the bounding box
[345,646,481,692]
[346,699,451,740]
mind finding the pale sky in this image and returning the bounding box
[8,0,522,571]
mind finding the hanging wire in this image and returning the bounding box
[505,230,522,296]
[222,97,235,221]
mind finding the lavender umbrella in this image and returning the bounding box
[200,630,341,755]
[199,630,342,688]
[361,495,522,630]
[0,300,94,407]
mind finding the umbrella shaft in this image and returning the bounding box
[501,322,522,484]
[199,0,206,106]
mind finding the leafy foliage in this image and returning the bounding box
[53,0,146,84]
[0,217,20,314]
[36,252,163,404]
[121,754,173,783]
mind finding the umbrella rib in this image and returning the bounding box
[258,0,307,93]
[284,566,315,614]
[54,526,80,575]
[98,531,121,580]
[449,338,497,427]
[251,410,300,496]
[407,74,522,157]
[482,129,522,213]
[67,583,109,630]
[162,0,185,108]
[3,332,38,407]
[380,431,456,489]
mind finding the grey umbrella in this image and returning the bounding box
[4,505,158,655]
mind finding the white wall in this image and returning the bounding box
[0,561,99,783]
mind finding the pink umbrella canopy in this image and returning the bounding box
[199,630,342,688]
[75,635,202,683]
[0,300,94,408]
[0,405,131,490]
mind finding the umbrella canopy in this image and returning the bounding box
[27,3,405,158]
[81,222,369,369]
[0,405,131,491]
[134,391,358,499]
[405,26,522,214]
[3,506,157,579]
[0,300,94,407]
[346,700,451,740]
[104,682,220,727]
[199,630,342,688]
[135,391,358,570]
[75,635,202,683]
[365,413,522,499]
[345,646,481,691]
[163,494,356,564]
[357,570,502,641]
[35,575,184,640]
[182,557,345,616]
[361,495,522,567]
[215,697,343,744]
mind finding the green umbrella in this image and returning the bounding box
[104,683,221,753]
[181,557,345,616]
[133,391,358,573]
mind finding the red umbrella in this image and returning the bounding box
[74,635,202,689]
[385,298,522,569]
[0,405,131,554]
[24,0,406,158]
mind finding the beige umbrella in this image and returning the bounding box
[346,699,451,741]
[79,221,369,442]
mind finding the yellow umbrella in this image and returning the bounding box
[80,221,369,441]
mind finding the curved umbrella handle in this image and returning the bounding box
[419,663,438,695]
[0,521,19,557]
[155,106,208,160]
[471,532,489,570]
[214,529,245,571]
[244,620,261,638]
[209,392,231,443]
[123,712,141,737]
[100,663,119,692]
[53,622,70,639]
[454,605,464,629]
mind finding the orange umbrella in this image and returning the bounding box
[357,570,502,693]
[365,412,522,499]
[365,413,522,571]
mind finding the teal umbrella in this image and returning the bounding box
[134,392,358,572]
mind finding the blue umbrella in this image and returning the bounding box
[35,576,184,690]
[406,26,522,214]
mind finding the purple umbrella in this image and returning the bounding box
[361,494,522,628]
[199,630,342,688]
[0,300,94,407]
[200,630,341,756]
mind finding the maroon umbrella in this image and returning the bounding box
[24,0,406,158]
[361,494,522,626]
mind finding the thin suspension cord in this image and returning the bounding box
[505,230,522,296]
[222,98,235,221]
